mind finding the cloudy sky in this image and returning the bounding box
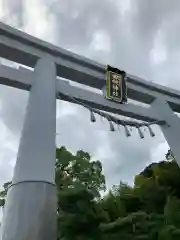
[1,0,180,193]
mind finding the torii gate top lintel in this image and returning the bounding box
[0,22,180,108]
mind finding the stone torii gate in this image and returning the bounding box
[0,22,180,240]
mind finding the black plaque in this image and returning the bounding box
[106,65,127,103]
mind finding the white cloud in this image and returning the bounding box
[116,0,132,16]
[0,121,15,185]
[151,141,169,163]
[150,29,167,65]
[0,1,4,19]
[90,31,111,52]
[22,0,57,44]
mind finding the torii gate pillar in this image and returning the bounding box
[1,57,57,240]
[151,97,180,166]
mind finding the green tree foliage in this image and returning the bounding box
[164,196,180,227]
[1,148,180,239]
[158,225,180,240]
[0,181,12,208]
[58,188,103,240]
[165,149,175,162]
[55,146,106,240]
[99,149,180,239]
[55,146,106,197]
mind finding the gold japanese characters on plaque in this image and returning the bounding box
[106,65,127,103]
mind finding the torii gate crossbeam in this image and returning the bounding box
[0,23,180,240]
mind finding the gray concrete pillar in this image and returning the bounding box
[1,57,57,240]
[151,97,180,166]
